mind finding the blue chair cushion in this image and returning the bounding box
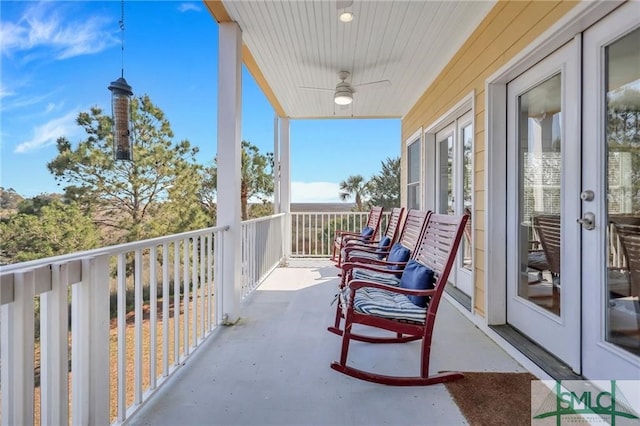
[360,226,374,239]
[399,260,435,307]
[376,236,392,259]
[386,243,410,270]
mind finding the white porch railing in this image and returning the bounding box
[0,214,286,426]
[241,213,286,298]
[290,211,391,257]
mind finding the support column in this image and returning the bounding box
[280,118,291,258]
[273,114,281,214]
[217,22,242,323]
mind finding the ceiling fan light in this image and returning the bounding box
[339,11,354,23]
[334,91,353,105]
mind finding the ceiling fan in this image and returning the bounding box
[300,71,391,106]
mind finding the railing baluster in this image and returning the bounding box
[162,243,170,377]
[134,249,143,404]
[192,237,198,347]
[40,263,69,426]
[173,241,180,365]
[200,236,206,340]
[183,238,190,355]
[117,253,127,422]
[149,245,158,390]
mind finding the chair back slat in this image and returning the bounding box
[414,213,469,285]
[366,206,384,235]
[383,207,405,244]
[613,222,640,297]
[533,214,561,275]
[399,209,430,254]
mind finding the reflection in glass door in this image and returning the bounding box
[604,28,640,356]
[506,39,581,371]
[582,2,640,379]
[518,74,562,316]
[435,111,473,297]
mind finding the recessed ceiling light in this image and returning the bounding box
[339,11,354,23]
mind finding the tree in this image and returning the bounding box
[47,95,207,243]
[203,141,274,221]
[0,201,100,263]
[339,174,370,211]
[368,157,400,209]
[0,187,23,210]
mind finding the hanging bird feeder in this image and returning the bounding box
[108,77,133,161]
[108,0,134,161]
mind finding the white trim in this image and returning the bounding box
[405,128,422,210]
[217,22,243,323]
[484,0,622,327]
[280,117,291,259]
[423,91,475,214]
[424,91,475,135]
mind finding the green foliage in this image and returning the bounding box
[0,201,100,263]
[203,140,274,221]
[0,187,23,210]
[47,95,204,243]
[339,174,370,212]
[249,202,274,219]
[17,193,62,215]
[368,157,400,209]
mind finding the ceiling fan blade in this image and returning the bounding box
[352,79,391,90]
[336,0,353,10]
[299,86,334,92]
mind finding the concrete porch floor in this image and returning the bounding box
[129,259,535,426]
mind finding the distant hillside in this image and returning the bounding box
[291,202,355,212]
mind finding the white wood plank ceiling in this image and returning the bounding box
[222,0,496,119]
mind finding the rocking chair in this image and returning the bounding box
[339,207,405,265]
[328,209,431,336]
[330,213,469,386]
[331,206,384,264]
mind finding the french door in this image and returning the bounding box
[435,111,473,296]
[506,40,581,372]
[581,2,640,379]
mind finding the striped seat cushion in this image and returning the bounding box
[353,287,427,323]
[342,249,379,262]
[352,268,401,286]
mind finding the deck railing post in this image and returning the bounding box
[1,271,35,426]
[72,256,110,425]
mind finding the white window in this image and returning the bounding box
[407,135,421,210]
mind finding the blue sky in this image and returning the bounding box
[0,1,401,203]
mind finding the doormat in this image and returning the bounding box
[444,372,537,426]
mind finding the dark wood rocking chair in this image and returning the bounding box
[339,207,405,265]
[527,213,561,285]
[330,213,468,386]
[328,209,431,336]
[331,206,384,265]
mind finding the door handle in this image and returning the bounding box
[577,212,595,230]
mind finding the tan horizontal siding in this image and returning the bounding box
[401,0,579,317]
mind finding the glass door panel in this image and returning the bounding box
[461,122,473,271]
[518,74,562,316]
[507,39,580,371]
[437,134,454,215]
[604,27,640,356]
[582,1,640,379]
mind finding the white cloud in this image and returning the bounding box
[0,2,118,60]
[14,109,81,153]
[291,182,342,203]
[178,3,201,13]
